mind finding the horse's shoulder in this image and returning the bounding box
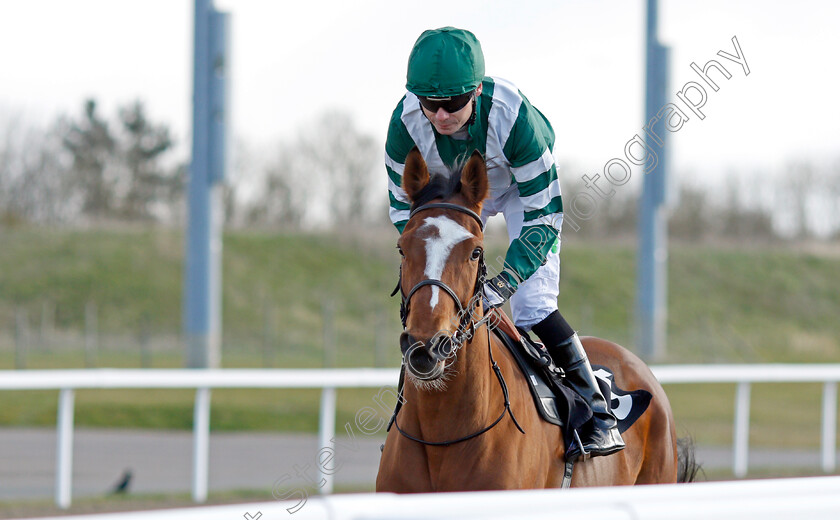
[488,333,547,413]
[490,332,529,383]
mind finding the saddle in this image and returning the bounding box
[489,308,652,451]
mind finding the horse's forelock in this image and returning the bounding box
[409,151,499,212]
[409,171,463,212]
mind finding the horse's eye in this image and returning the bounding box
[397,245,405,258]
[470,247,483,261]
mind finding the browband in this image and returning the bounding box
[408,202,485,232]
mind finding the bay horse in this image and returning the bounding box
[377,149,692,492]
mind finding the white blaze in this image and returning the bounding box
[420,216,474,310]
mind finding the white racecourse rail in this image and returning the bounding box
[0,364,839,509]
[19,476,840,520]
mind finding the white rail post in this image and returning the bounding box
[192,387,211,502]
[821,381,837,473]
[55,388,75,509]
[733,381,751,478]
[318,387,337,494]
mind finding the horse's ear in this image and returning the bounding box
[460,150,489,209]
[402,147,430,202]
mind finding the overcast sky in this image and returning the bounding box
[1,0,838,192]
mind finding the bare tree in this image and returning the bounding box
[784,160,815,239]
[250,144,311,229]
[701,174,774,242]
[299,111,380,225]
[249,111,381,229]
[0,116,78,224]
[668,184,709,242]
[558,163,637,240]
[221,138,259,228]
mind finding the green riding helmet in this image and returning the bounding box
[406,27,485,97]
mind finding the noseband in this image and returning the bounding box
[388,201,524,447]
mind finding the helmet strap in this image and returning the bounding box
[466,96,477,127]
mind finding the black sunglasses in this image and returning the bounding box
[417,91,475,114]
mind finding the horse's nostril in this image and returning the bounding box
[431,335,453,360]
[400,332,416,356]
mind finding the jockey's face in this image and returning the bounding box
[421,83,482,136]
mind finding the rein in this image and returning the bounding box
[389,201,525,447]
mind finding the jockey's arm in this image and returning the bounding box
[494,99,562,291]
[385,97,414,235]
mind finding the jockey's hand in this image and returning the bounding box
[482,274,516,309]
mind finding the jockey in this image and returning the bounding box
[385,27,624,461]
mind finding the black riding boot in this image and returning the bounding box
[532,311,625,462]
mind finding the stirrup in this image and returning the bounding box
[569,430,590,462]
[566,425,625,462]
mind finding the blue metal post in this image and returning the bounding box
[636,0,669,360]
[185,0,229,368]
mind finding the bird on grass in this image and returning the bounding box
[109,469,132,494]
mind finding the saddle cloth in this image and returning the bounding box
[493,325,652,450]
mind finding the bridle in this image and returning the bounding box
[391,202,487,346]
[388,201,525,447]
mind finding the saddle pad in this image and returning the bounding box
[496,328,575,428]
[592,365,652,434]
[495,329,652,447]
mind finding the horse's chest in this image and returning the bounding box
[426,441,539,490]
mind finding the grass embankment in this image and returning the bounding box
[1,227,839,450]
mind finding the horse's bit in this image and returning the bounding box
[388,202,525,447]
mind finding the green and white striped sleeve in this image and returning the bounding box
[385,96,416,234]
[498,86,561,287]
